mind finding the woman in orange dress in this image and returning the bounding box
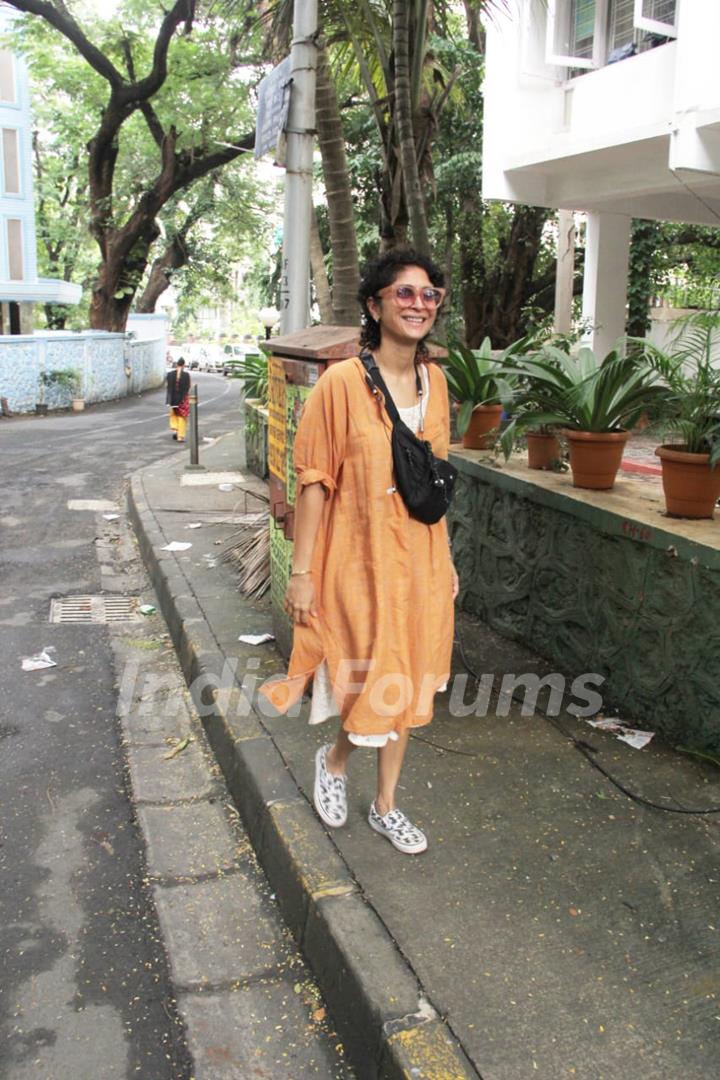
[261,250,458,854]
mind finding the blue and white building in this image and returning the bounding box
[0,3,80,334]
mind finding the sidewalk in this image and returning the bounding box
[130,431,720,1080]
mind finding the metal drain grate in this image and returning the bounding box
[50,595,142,624]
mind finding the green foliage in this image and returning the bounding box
[627,220,663,338]
[443,337,520,435]
[627,218,720,334]
[635,312,720,465]
[233,352,269,405]
[38,367,83,403]
[498,345,669,456]
[10,0,271,327]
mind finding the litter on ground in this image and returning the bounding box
[238,633,275,645]
[587,716,655,749]
[161,541,192,552]
[164,736,193,760]
[22,647,57,672]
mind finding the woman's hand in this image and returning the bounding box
[284,575,318,626]
[451,561,459,600]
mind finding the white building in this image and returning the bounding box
[0,4,80,333]
[482,1,719,355]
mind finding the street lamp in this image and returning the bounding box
[259,306,280,340]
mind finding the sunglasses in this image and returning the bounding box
[376,283,446,309]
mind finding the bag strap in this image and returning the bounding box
[359,351,421,428]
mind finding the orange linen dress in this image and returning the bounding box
[260,355,454,741]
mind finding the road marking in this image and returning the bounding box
[67,499,120,512]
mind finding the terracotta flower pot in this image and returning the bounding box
[655,445,720,519]
[527,431,561,470]
[71,398,85,412]
[462,404,503,449]
[564,429,629,490]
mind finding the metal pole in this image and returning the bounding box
[280,0,318,335]
[185,386,205,471]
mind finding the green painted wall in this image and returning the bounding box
[449,455,720,752]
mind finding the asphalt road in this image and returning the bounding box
[0,374,242,1079]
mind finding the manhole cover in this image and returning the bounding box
[49,596,142,624]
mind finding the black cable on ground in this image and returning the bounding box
[453,615,720,817]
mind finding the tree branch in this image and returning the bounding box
[172,132,256,195]
[125,0,195,104]
[140,101,166,148]
[6,0,124,87]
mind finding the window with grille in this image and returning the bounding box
[635,0,677,35]
[571,0,596,60]
[546,0,677,70]
[610,0,635,50]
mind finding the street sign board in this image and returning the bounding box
[255,56,293,160]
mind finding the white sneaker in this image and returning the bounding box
[368,801,427,854]
[313,744,347,828]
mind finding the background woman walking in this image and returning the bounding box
[166,357,190,442]
[262,249,458,855]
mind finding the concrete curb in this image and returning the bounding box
[128,465,479,1080]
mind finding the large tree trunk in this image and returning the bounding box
[393,0,430,255]
[315,42,360,324]
[136,230,189,313]
[90,219,159,330]
[310,207,333,323]
[462,204,549,348]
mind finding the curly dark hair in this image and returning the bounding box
[357,248,445,353]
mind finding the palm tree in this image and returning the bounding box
[315,39,360,322]
[392,0,430,254]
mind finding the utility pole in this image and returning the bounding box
[280,1,318,335]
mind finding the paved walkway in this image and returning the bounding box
[131,431,720,1080]
[621,433,663,483]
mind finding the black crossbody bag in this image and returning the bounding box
[360,352,457,525]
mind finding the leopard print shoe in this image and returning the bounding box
[313,744,348,828]
[368,801,427,854]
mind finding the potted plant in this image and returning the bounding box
[64,368,85,411]
[499,345,668,489]
[525,426,563,470]
[37,368,85,413]
[443,337,518,449]
[234,352,269,479]
[36,370,51,415]
[638,313,720,518]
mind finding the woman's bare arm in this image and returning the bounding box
[284,481,326,625]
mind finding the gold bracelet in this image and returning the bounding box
[291,569,312,576]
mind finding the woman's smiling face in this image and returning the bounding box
[367,265,441,347]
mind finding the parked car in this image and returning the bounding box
[223,341,262,377]
[203,346,226,374]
